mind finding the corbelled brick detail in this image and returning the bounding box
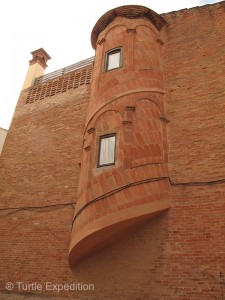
[91,5,166,48]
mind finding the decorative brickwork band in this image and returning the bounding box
[26,67,92,103]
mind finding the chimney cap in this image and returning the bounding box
[29,48,51,69]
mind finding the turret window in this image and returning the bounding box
[105,48,122,72]
[98,134,116,167]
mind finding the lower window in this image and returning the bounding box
[98,134,116,167]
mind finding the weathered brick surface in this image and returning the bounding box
[161,2,225,182]
[0,2,225,300]
[0,82,90,209]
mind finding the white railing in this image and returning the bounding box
[34,56,95,85]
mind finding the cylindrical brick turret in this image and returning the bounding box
[69,5,170,267]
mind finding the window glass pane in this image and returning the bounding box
[99,135,116,166]
[107,51,120,70]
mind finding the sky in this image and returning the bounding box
[1,0,222,129]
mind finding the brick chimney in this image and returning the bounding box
[22,48,51,89]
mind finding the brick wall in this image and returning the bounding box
[0,71,91,298]
[0,2,225,300]
[0,71,90,208]
[161,2,225,182]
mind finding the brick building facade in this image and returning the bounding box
[1,2,225,299]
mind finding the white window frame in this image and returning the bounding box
[98,134,116,167]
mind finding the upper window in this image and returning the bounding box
[98,134,116,167]
[105,48,122,72]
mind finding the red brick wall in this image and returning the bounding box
[0,73,90,208]
[1,2,225,300]
[161,2,225,183]
[0,73,91,298]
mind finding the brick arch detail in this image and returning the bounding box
[134,97,164,113]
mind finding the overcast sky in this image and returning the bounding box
[0,0,222,129]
